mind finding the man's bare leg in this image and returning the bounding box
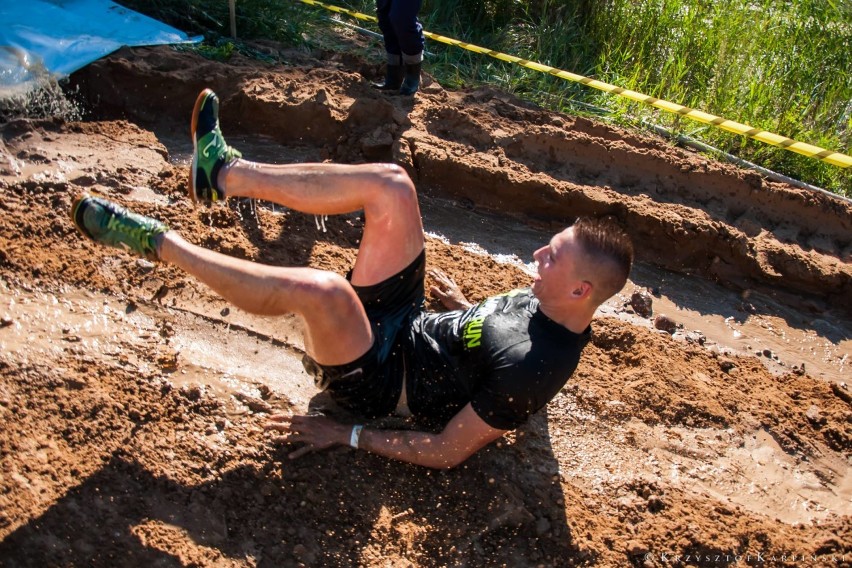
[178,89,423,363]
[218,161,425,286]
[155,231,373,366]
[71,195,374,366]
[190,88,424,287]
[161,160,426,364]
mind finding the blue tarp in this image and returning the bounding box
[0,0,200,89]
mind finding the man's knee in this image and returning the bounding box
[373,164,418,213]
[297,270,373,365]
[375,163,412,186]
[302,271,361,318]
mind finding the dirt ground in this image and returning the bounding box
[0,43,850,567]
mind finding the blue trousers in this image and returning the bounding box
[376,0,424,61]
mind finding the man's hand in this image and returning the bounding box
[428,268,472,310]
[265,414,350,459]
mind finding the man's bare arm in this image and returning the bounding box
[358,404,506,468]
[266,403,506,469]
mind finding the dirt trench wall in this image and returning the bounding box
[69,46,851,313]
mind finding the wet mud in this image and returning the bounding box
[0,45,850,567]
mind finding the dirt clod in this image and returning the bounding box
[653,314,678,334]
[630,290,653,318]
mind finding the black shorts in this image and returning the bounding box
[301,250,426,418]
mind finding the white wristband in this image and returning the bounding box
[350,425,364,449]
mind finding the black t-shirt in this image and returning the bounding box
[402,288,591,430]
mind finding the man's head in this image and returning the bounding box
[532,217,634,309]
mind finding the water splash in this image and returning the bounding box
[0,47,82,121]
[250,198,259,224]
[314,214,328,233]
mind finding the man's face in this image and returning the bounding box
[531,228,586,302]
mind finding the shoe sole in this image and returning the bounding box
[189,88,215,204]
[71,194,94,240]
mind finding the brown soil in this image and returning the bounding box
[0,45,849,567]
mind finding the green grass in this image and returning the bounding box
[580,0,851,196]
[117,0,320,46]
[117,0,851,196]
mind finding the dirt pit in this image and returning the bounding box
[0,45,850,567]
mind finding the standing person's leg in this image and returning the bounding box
[389,0,424,95]
[191,89,425,287]
[374,0,404,90]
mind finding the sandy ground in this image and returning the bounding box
[0,44,850,567]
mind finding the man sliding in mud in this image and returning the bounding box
[71,89,634,469]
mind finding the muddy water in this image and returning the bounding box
[0,284,162,372]
[625,265,850,381]
[0,278,315,414]
[547,401,852,525]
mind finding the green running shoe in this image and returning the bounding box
[71,196,168,260]
[190,88,242,204]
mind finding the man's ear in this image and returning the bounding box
[572,281,592,299]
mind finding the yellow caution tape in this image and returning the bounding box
[297,0,852,169]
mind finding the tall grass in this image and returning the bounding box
[581,0,851,196]
[117,0,850,195]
